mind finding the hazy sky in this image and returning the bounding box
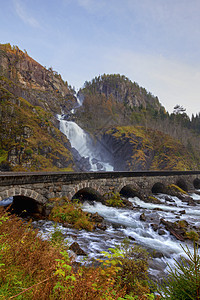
[1,0,200,116]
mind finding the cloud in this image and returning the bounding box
[13,0,40,28]
[103,48,200,116]
[76,0,107,13]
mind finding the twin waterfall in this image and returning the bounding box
[58,114,113,171]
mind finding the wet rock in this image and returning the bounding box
[164,196,174,202]
[96,162,104,170]
[69,242,87,256]
[187,198,196,206]
[153,208,163,211]
[128,236,136,241]
[151,250,164,259]
[158,229,166,236]
[151,224,159,231]
[89,212,104,223]
[144,196,163,204]
[95,223,107,231]
[122,198,133,208]
[88,212,107,230]
[160,218,186,241]
[63,222,73,228]
[179,210,186,214]
[140,213,146,221]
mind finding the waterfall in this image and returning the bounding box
[58,114,113,171]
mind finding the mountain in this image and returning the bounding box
[0,43,76,171]
[0,43,200,172]
[74,74,200,170]
[74,74,166,132]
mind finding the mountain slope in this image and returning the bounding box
[0,85,74,171]
[0,43,77,171]
[75,74,200,171]
[0,44,200,172]
[99,126,199,171]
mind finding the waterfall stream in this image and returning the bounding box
[58,114,113,171]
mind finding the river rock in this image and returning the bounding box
[158,229,166,236]
[140,213,146,221]
[160,218,186,241]
[95,223,107,231]
[89,212,104,223]
[187,198,196,206]
[69,242,87,256]
[151,224,159,231]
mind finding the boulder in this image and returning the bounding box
[160,218,186,241]
[151,224,159,231]
[89,212,104,223]
[140,213,146,221]
[69,242,87,256]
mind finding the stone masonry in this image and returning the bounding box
[0,171,200,213]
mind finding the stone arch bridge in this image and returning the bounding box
[0,171,200,215]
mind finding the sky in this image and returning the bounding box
[1,0,200,116]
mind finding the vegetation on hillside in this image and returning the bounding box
[75,74,200,170]
[0,84,74,171]
[101,126,200,170]
[0,44,79,171]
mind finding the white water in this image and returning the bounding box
[58,114,113,171]
[33,191,200,278]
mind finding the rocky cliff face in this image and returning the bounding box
[79,74,163,111]
[0,44,76,116]
[0,86,75,171]
[0,44,77,171]
[99,126,199,171]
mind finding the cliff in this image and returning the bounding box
[99,126,200,171]
[0,44,76,171]
[0,86,74,171]
[0,44,76,116]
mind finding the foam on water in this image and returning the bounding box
[33,192,200,277]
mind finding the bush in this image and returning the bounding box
[105,191,125,207]
[159,242,200,299]
[100,241,155,299]
[49,198,94,231]
[0,208,126,299]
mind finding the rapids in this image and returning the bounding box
[32,191,200,279]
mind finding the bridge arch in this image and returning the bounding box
[72,187,104,203]
[0,188,47,216]
[193,178,200,189]
[0,187,46,204]
[176,178,188,192]
[119,184,142,199]
[152,182,166,194]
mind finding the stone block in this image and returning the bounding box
[56,185,62,192]
[8,188,15,197]
[46,192,55,199]
[1,190,9,199]
[26,189,33,197]
[20,188,27,196]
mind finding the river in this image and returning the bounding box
[31,191,200,280]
